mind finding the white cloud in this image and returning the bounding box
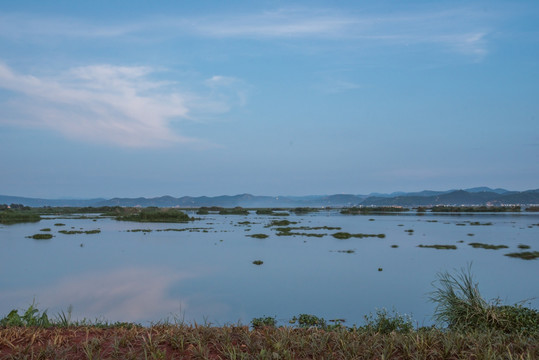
[0,62,241,147]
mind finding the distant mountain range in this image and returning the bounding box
[1,187,539,208]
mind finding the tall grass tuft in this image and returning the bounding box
[430,265,539,333]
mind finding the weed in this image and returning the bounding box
[518,244,531,249]
[252,260,264,265]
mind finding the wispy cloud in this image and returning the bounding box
[0,62,242,147]
[0,7,494,59]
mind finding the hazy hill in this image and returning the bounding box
[1,187,537,208]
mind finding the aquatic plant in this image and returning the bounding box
[418,244,457,250]
[0,209,41,224]
[219,207,249,215]
[116,208,192,223]
[28,233,53,240]
[341,207,410,215]
[504,251,539,260]
[252,260,264,265]
[332,232,385,239]
[247,234,269,239]
[468,243,508,250]
[39,228,51,232]
[518,244,531,249]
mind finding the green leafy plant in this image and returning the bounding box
[363,308,413,334]
[251,316,277,329]
[289,314,326,329]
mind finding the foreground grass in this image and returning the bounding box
[2,268,538,359]
[1,323,537,359]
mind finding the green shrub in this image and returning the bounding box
[289,314,326,329]
[251,316,277,329]
[0,303,51,327]
[363,308,413,334]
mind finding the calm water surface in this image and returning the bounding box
[0,210,538,326]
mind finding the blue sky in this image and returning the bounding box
[0,1,538,198]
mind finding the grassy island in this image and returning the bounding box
[115,207,192,223]
[0,209,41,224]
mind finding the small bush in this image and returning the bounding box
[363,308,413,334]
[289,314,327,329]
[251,316,277,329]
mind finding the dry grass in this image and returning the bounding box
[1,324,538,359]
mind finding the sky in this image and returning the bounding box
[0,0,538,198]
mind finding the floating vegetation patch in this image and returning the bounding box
[54,223,65,226]
[238,221,251,225]
[391,245,399,248]
[0,210,41,224]
[418,244,457,250]
[291,207,319,214]
[39,228,51,232]
[431,206,521,212]
[219,208,249,215]
[504,251,539,260]
[470,222,493,226]
[426,220,438,223]
[155,227,212,232]
[332,232,386,239]
[27,233,53,240]
[456,223,466,226]
[59,229,101,235]
[341,207,409,215]
[468,242,508,250]
[467,233,475,236]
[196,209,209,215]
[404,229,414,234]
[275,229,326,237]
[255,209,274,215]
[331,249,355,254]
[518,244,531,249]
[247,234,269,239]
[127,229,153,233]
[266,219,297,227]
[252,260,264,265]
[116,208,192,223]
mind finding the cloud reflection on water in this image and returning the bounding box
[0,267,195,323]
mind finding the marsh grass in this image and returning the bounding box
[504,251,539,260]
[332,232,385,239]
[418,244,457,250]
[468,242,508,250]
[115,207,192,223]
[430,266,539,333]
[247,234,269,239]
[27,233,53,240]
[0,210,41,224]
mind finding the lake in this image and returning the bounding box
[0,210,537,327]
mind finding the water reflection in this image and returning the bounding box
[0,267,193,323]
